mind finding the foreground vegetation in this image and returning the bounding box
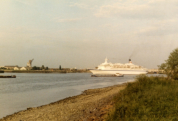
[108,75,178,121]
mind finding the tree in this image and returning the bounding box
[46,67,48,70]
[158,48,178,80]
[32,66,37,70]
[41,65,45,70]
[59,65,61,70]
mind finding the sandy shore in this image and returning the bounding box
[0,83,127,121]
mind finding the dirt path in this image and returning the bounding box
[0,84,127,121]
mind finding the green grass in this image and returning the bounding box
[107,75,178,121]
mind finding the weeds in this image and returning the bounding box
[107,75,178,121]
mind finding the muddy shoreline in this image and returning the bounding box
[0,83,127,121]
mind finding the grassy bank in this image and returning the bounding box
[107,75,178,121]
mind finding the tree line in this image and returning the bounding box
[32,65,48,70]
[32,65,62,70]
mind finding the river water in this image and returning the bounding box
[0,73,136,118]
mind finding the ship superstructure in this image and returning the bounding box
[90,58,147,75]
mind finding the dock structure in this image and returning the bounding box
[147,69,164,74]
[0,75,16,78]
[91,74,124,77]
[0,70,4,73]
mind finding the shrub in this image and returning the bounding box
[107,75,178,121]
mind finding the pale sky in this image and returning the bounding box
[0,0,178,69]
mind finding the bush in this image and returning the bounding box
[107,75,178,121]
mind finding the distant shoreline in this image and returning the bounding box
[2,70,91,73]
[1,70,163,74]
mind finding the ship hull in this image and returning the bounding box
[90,69,147,75]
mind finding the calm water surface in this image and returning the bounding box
[0,73,136,118]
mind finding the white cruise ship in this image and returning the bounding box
[90,58,147,75]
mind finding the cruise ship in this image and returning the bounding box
[90,58,148,75]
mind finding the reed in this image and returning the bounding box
[107,75,178,121]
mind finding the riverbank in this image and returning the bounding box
[0,83,127,121]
